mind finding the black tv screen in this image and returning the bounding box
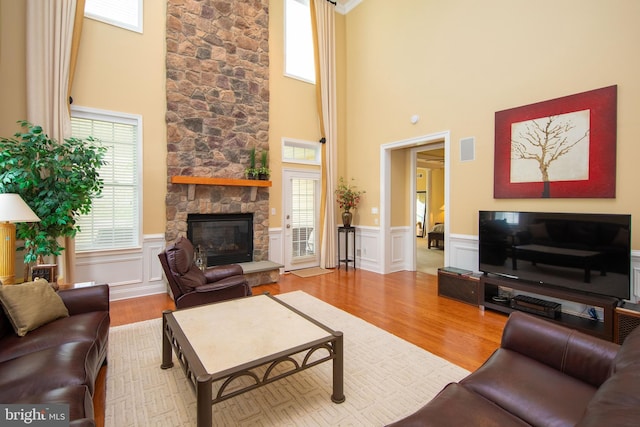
[479,211,631,300]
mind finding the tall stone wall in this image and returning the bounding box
[164,0,270,260]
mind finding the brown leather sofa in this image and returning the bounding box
[0,285,110,427]
[388,311,640,426]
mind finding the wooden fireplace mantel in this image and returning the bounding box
[170,176,272,201]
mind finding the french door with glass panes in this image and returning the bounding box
[283,169,320,271]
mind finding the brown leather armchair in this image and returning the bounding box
[158,236,252,309]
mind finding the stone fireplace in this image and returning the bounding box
[163,0,271,265]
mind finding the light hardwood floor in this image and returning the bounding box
[94,269,508,427]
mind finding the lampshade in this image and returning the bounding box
[0,193,41,223]
[0,194,40,285]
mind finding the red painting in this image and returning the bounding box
[494,85,617,198]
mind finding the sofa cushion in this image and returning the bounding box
[612,322,640,372]
[0,311,110,364]
[461,348,598,427]
[0,279,69,336]
[576,369,640,427]
[0,341,101,400]
[9,385,94,424]
[386,383,530,427]
[577,325,640,426]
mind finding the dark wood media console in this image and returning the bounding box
[481,275,619,342]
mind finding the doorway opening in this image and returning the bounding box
[380,131,450,274]
[415,147,445,275]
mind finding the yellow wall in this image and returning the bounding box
[0,1,27,135]
[0,1,167,235]
[3,0,639,248]
[344,0,640,248]
[431,169,445,225]
[267,3,347,228]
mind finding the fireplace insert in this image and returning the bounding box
[187,213,253,266]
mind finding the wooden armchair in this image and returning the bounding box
[158,236,251,309]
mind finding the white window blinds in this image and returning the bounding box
[71,108,141,252]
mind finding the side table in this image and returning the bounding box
[337,226,356,270]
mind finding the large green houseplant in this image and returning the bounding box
[0,121,106,268]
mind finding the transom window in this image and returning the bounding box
[282,138,321,165]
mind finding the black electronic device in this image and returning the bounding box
[510,294,561,319]
[478,211,631,301]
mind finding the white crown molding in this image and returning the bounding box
[336,0,363,15]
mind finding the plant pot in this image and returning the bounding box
[258,173,269,180]
[342,211,353,227]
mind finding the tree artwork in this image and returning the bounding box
[510,110,590,197]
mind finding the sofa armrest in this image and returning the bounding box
[203,264,244,283]
[58,284,110,316]
[501,312,619,387]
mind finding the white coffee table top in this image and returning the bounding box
[172,294,333,375]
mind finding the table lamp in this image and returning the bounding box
[0,193,41,285]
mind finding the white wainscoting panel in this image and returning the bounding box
[447,234,479,272]
[268,227,284,266]
[75,234,167,301]
[389,226,410,272]
[356,226,381,273]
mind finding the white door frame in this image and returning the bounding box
[282,168,321,271]
[379,131,451,274]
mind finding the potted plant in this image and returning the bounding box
[335,177,365,227]
[258,151,270,180]
[245,147,258,179]
[0,121,106,278]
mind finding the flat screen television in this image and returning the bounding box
[478,211,631,301]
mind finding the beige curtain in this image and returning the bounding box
[311,0,338,269]
[26,0,84,285]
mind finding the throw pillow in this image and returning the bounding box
[0,278,69,336]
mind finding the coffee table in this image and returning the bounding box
[160,293,345,426]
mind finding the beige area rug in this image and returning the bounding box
[290,267,335,278]
[105,291,469,426]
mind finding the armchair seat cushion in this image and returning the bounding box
[195,275,247,292]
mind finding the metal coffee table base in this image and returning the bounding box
[160,295,345,427]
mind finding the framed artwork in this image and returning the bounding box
[494,85,617,198]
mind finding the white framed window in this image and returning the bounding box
[71,107,142,252]
[282,138,321,165]
[84,0,143,33]
[284,0,315,83]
